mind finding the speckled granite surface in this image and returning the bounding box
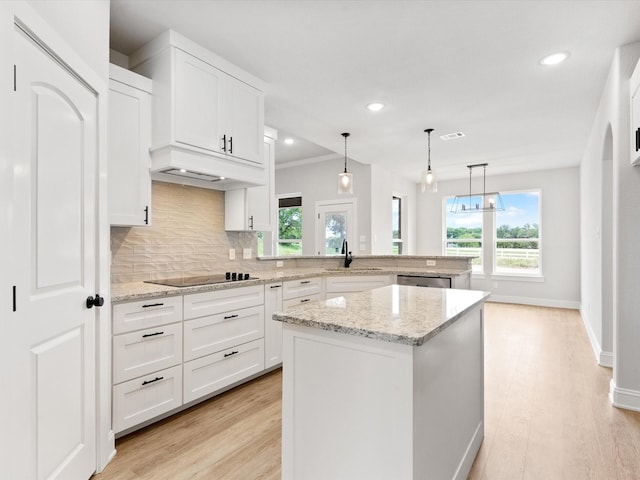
[273,285,490,346]
[111,266,472,303]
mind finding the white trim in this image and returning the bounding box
[315,198,358,257]
[490,274,544,283]
[610,379,640,412]
[580,306,614,367]
[276,153,342,170]
[453,421,484,480]
[489,295,580,309]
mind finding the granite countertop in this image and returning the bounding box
[110,266,472,303]
[273,285,490,346]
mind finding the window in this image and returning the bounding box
[495,191,541,275]
[444,197,483,273]
[392,196,402,255]
[278,196,302,256]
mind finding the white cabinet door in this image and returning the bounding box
[174,49,225,154]
[9,25,98,480]
[631,77,640,166]
[225,135,275,231]
[108,65,152,226]
[227,78,264,164]
[264,283,284,368]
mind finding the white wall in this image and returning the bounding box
[370,165,417,255]
[275,159,372,255]
[416,167,581,308]
[580,42,640,411]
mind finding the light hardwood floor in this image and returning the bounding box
[94,303,640,479]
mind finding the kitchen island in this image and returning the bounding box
[273,285,490,480]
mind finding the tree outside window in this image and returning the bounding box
[495,191,540,275]
[278,196,302,256]
[392,196,402,255]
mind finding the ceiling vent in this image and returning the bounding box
[440,132,465,140]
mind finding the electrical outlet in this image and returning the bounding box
[426,259,436,267]
[276,260,284,268]
[243,248,252,259]
[229,248,235,260]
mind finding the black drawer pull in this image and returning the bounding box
[224,350,239,358]
[636,127,640,151]
[224,314,239,320]
[300,298,311,303]
[142,376,164,386]
[142,303,164,308]
[142,331,164,338]
[270,285,282,289]
[300,280,311,284]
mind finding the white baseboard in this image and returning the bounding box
[610,379,640,412]
[580,307,614,368]
[489,295,580,310]
[454,421,483,480]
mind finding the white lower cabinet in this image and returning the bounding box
[112,365,182,433]
[325,275,393,299]
[264,282,284,368]
[113,322,183,384]
[183,339,264,404]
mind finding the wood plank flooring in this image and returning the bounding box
[94,303,640,480]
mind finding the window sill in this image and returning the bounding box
[490,274,544,283]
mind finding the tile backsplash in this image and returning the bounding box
[111,181,258,284]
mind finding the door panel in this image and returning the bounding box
[11,24,97,480]
[315,201,355,257]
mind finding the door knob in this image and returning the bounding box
[86,294,104,309]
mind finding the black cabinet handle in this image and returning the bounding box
[249,215,254,230]
[144,205,149,225]
[86,294,104,309]
[142,302,164,308]
[142,331,164,338]
[221,134,227,152]
[142,376,164,386]
[229,136,233,154]
[270,285,282,289]
[224,350,239,358]
[636,127,639,152]
[300,280,311,285]
[224,314,239,320]
[300,298,311,303]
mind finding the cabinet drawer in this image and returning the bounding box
[113,296,182,335]
[183,339,265,404]
[283,277,321,300]
[183,305,264,362]
[283,293,322,310]
[113,322,183,384]
[325,275,392,294]
[112,365,182,433]
[184,285,264,320]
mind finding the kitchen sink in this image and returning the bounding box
[325,267,382,271]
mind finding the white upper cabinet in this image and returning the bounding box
[108,64,152,226]
[631,58,640,166]
[130,30,266,189]
[225,129,276,231]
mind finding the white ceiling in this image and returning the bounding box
[110,0,640,181]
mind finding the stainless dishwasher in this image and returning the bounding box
[396,274,451,288]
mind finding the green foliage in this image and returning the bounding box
[279,207,302,240]
[496,223,539,249]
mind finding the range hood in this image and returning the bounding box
[149,142,267,191]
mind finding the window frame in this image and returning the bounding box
[392,195,403,255]
[277,194,303,256]
[492,189,543,278]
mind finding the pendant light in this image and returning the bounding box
[450,163,505,213]
[338,132,353,194]
[421,128,437,193]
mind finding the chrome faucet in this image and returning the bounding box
[342,239,353,268]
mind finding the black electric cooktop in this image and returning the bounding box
[144,273,258,287]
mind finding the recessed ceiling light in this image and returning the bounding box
[180,168,187,173]
[219,176,226,180]
[539,52,569,66]
[284,138,295,145]
[367,103,384,112]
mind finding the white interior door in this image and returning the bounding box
[315,200,356,256]
[7,23,98,480]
